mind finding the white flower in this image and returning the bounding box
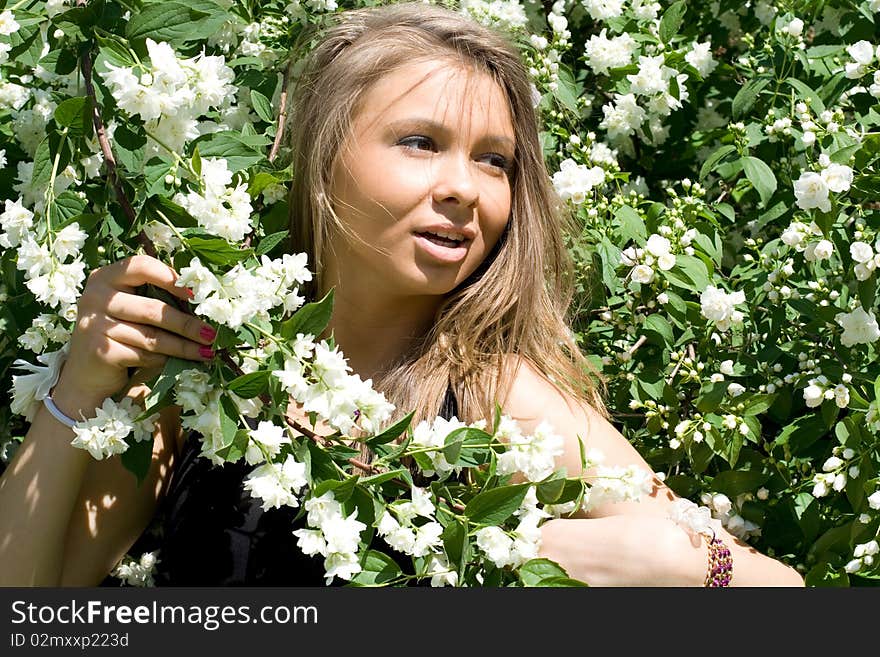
[833,384,850,409]
[427,553,458,587]
[0,10,20,35]
[10,345,70,421]
[668,498,713,536]
[496,419,565,482]
[794,172,830,212]
[727,382,746,397]
[811,239,834,261]
[685,42,718,77]
[700,285,746,332]
[475,526,514,568]
[245,420,291,465]
[581,0,626,21]
[822,456,843,472]
[867,490,880,510]
[0,198,34,248]
[552,158,605,204]
[112,551,159,587]
[584,29,636,75]
[323,551,361,584]
[52,223,88,262]
[820,163,853,193]
[243,454,308,510]
[70,397,152,460]
[851,241,874,263]
[631,264,654,284]
[292,528,327,557]
[834,306,880,347]
[803,383,824,408]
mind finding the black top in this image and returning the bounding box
[105,387,459,586]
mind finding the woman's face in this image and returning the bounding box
[325,59,516,299]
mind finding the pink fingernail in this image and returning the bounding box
[199,346,214,359]
[184,288,195,299]
[200,326,217,342]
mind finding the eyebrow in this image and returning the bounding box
[386,117,516,152]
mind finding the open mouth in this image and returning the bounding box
[415,231,468,248]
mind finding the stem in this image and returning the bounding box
[78,25,154,257]
[268,58,294,163]
[43,127,69,253]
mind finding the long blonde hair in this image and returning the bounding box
[286,1,610,435]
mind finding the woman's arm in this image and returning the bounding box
[0,255,212,586]
[499,356,804,587]
[0,369,183,587]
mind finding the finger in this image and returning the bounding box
[102,341,169,370]
[101,255,192,302]
[104,320,214,363]
[106,291,216,345]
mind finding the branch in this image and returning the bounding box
[78,16,154,257]
[268,58,294,163]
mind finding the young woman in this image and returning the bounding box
[0,2,803,586]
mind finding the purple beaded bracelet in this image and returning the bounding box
[703,533,733,587]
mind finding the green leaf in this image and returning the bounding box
[121,436,155,486]
[51,191,88,225]
[536,576,590,587]
[218,395,241,448]
[732,77,771,119]
[139,357,193,419]
[554,65,581,115]
[250,89,274,124]
[699,144,738,181]
[126,3,212,44]
[741,156,777,206]
[31,139,53,195]
[710,469,771,497]
[194,131,266,172]
[442,520,468,572]
[365,411,414,447]
[659,0,687,43]
[186,236,253,266]
[614,204,646,245]
[53,96,90,137]
[214,429,249,462]
[784,78,826,114]
[642,313,674,346]
[349,550,402,586]
[358,468,410,488]
[517,558,569,587]
[279,289,334,340]
[227,370,269,399]
[255,231,288,256]
[464,483,529,525]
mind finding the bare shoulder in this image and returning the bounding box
[497,354,673,517]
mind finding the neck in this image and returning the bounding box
[319,281,443,383]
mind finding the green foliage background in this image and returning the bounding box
[1,0,880,585]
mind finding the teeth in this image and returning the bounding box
[427,231,464,242]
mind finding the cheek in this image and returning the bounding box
[479,185,512,248]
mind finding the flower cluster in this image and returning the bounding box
[71,397,159,461]
[172,158,254,243]
[176,252,311,329]
[99,39,236,156]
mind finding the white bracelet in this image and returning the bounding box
[43,394,79,428]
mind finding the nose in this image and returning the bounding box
[431,152,479,208]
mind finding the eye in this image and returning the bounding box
[483,153,513,176]
[398,135,435,152]
[482,153,513,174]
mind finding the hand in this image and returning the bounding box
[538,514,706,586]
[55,255,216,405]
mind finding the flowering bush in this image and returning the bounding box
[1,0,879,586]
